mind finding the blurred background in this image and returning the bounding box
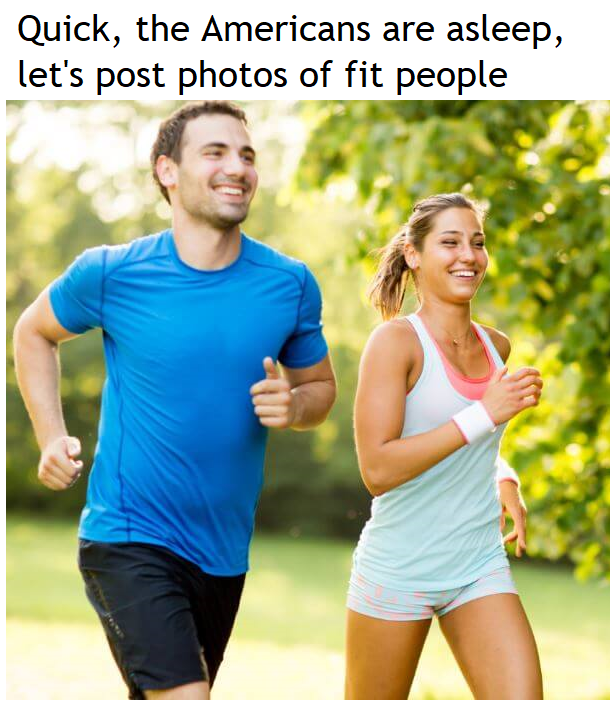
[6,100,610,699]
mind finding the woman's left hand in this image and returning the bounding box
[499,480,527,557]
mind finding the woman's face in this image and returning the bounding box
[408,207,488,303]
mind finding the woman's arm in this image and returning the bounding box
[476,324,530,556]
[354,321,542,497]
[496,455,520,485]
[354,321,468,496]
[500,478,528,557]
[482,325,523,489]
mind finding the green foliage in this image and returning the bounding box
[6,101,609,580]
[296,100,610,579]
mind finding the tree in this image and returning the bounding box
[296,100,610,579]
[7,100,609,579]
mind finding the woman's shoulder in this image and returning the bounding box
[362,317,421,365]
[478,323,511,363]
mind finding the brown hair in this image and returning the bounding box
[367,193,485,320]
[150,101,248,203]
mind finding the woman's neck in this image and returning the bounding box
[417,299,472,342]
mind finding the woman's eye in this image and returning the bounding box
[474,241,485,248]
[443,240,457,246]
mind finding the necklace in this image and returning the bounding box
[421,316,473,347]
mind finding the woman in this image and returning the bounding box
[346,193,543,699]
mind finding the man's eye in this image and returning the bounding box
[204,150,222,158]
[242,154,255,164]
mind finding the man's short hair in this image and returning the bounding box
[151,101,248,203]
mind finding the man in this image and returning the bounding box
[13,101,336,700]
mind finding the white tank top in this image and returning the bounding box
[353,313,510,591]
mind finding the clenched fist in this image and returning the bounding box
[250,357,297,429]
[38,436,83,490]
[482,366,543,425]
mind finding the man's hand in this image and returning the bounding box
[250,358,298,429]
[38,436,83,490]
[499,479,527,557]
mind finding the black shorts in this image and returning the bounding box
[78,540,245,699]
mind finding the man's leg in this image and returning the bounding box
[79,541,212,700]
[145,681,210,700]
[188,569,246,688]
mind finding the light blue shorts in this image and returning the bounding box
[347,565,517,621]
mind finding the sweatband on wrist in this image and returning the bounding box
[496,456,520,486]
[452,401,496,444]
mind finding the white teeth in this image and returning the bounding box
[451,271,476,278]
[216,186,243,195]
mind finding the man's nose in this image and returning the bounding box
[222,151,247,177]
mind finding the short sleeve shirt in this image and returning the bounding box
[49,231,328,575]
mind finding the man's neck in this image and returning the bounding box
[171,212,242,271]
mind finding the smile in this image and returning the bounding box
[214,185,245,196]
[449,270,477,278]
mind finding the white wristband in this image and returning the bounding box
[452,402,496,444]
[496,456,520,485]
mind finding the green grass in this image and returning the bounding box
[6,516,610,699]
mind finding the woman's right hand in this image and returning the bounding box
[482,367,543,425]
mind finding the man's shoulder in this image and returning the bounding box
[243,234,308,286]
[97,230,169,274]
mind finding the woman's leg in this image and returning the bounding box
[345,608,432,700]
[439,593,543,700]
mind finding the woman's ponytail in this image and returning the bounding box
[367,228,411,321]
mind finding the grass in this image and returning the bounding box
[6,515,610,700]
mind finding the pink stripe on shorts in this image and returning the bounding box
[347,565,517,621]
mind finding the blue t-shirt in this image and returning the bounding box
[49,230,328,576]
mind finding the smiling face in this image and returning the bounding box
[159,113,258,231]
[408,207,488,303]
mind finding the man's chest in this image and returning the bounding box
[102,274,300,372]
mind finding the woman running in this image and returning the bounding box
[346,193,543,700]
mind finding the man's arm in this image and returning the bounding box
[13,289,84,490]
[250,354,336,430]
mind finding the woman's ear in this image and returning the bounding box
[404,244,418,270]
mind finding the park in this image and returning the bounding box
[6,99,609,699]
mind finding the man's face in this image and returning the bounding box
[172,114,258,230]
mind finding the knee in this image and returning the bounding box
[144,680,210,700]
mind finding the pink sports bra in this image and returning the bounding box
[419,317,495,400]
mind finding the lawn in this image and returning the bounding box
[6,516,609,700]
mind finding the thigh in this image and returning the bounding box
[188,570,246,686]
[439,593,543,700]
[79,541,209,699]
[345,608,432,700]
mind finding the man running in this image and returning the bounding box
[13,101,336,700]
